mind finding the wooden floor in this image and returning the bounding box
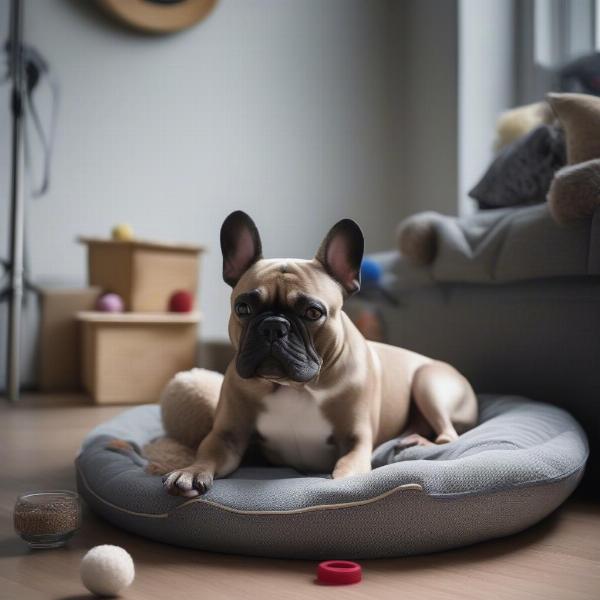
[0,395,599,600]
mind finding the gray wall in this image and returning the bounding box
[1,0,398,387]
[458,0,517,214]
[1,0,503,389]
[390,0,459,219]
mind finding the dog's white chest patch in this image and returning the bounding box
[256,387,337,472]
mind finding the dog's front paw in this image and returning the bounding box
[162,467,214,497]
[332,461,372,480]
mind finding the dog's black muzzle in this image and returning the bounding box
[236,311,321,382]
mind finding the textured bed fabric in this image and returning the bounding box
[76,396,587,559]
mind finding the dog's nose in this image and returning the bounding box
[258,316,290,342]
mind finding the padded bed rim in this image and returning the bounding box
[76,458,586,518]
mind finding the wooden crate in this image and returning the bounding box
[78,237,205,312]
[77,311,200,405]
[38,287,101,391]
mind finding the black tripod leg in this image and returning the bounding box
[6,0,26,403]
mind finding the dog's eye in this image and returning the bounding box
[304,307,323,321]
[235,302,252,316]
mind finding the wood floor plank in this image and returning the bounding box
[1,395,598,600]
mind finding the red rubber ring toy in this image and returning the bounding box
[317,560,362,585]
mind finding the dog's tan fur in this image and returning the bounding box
[158,215,477,497]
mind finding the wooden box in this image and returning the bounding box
[38,287,101,391]
[78,311,200,404]
[79,237,205,312]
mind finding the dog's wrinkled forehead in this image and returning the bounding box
[232,258,343,310]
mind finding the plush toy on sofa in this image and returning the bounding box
[397,93,600,266]
[546,93,600,223]
[494,100,555,151]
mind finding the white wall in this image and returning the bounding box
[390,0,517,219]
[2,0,507,391]
[389,0,459,219]
[0,0,395,386]
[458,0,517,214]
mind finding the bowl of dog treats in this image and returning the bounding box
[14,490,81,549]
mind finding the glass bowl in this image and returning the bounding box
[14,490,81,549]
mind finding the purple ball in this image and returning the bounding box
[96,293,124,313]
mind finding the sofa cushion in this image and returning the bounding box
[469,125,565,210]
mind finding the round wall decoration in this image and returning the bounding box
[98,0,217,34]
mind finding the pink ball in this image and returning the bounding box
[96,293,125,313]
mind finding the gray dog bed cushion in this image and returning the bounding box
[76,395,588,559]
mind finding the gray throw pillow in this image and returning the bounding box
[469,124,566,210]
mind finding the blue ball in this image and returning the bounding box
[360,258,382,286]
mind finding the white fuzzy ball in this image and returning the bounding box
[80,545,135,597]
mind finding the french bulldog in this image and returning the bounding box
[161,211,478,497]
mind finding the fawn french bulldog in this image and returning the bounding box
[159,211,477,497]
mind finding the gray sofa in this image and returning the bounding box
[357,203,600,486]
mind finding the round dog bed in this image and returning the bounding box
[76,395,588,559]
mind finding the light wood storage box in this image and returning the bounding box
[78,237,205,312]
[78,311,200,405]
[38,287,101,391]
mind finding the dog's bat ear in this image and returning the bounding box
[315,219,364,295]
[220,211,263,287]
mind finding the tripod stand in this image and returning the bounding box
[2,0,58,402]
[3,0,26,402]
